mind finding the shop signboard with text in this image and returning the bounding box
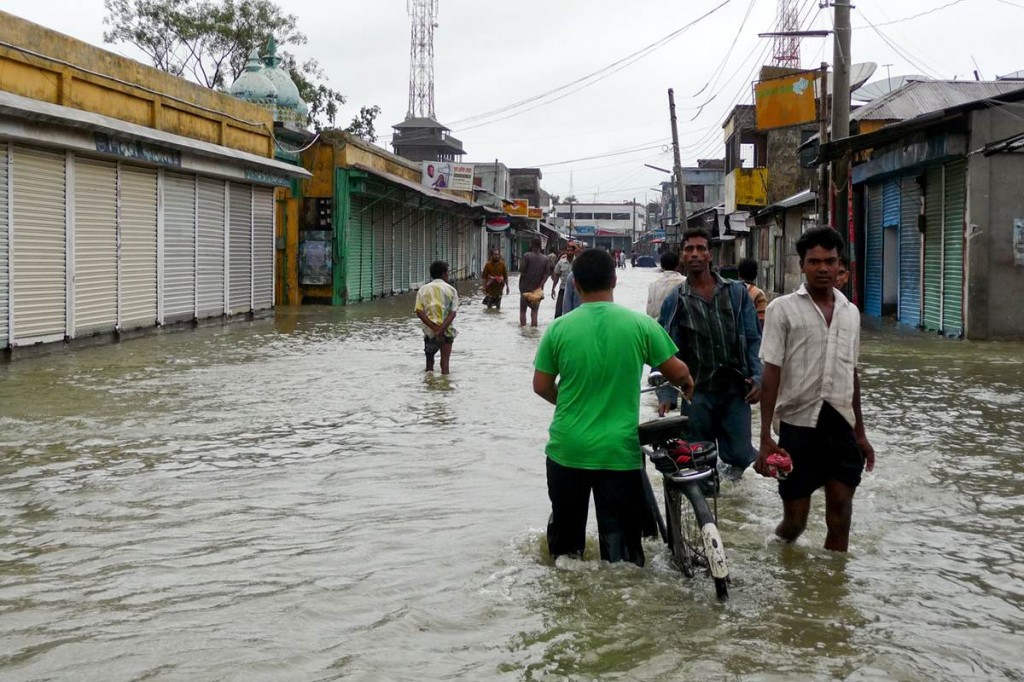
[421,162,474,191]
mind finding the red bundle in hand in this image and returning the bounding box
[765,452,793,479]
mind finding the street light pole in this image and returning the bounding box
[668,88,688,244]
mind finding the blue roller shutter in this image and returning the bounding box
[942,159,966,337]
[899,177,922,328]
[864,183,883,318]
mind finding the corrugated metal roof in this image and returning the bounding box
[853,80,1024,121]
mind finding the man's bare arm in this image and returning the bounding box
[533,370,558,405]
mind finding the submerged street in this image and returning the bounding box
[1,267,1022,681]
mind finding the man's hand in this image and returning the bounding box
[744,379,762,405]
[754,436,789,477]
[657,400,676,417]
[678,372,695,401]
[857,433,875,472]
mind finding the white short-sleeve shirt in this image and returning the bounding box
[759,283,860,429]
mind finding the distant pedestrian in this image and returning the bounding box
[482,249,510,309]
[415,260,458,374]
[550,242,578,318]
[755,227,875,552]
[518,237,551,327]
[738,258,768,330]
[630,250,638,267]
[547,248,559,274]
[836,256,850,290]
[646,250,685,319]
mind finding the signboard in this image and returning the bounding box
[505,199,529,217]
[573,225,596,236]
[421,162,474,191]
[1015,219,1024,267]
[95,133,181,167]
[528,207,543,219]
[755,71,818,131]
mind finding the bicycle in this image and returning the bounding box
[639,373,730,600]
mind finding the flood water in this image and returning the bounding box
[1,268,1022,681]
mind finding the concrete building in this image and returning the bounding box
[818,84,1024,339]
[0,11,308,359]
[553,202,646,252]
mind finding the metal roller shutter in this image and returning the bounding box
[372,202,385,298]
[899,177,922,328]
[436,212,448,264]
[253,186,275,310]
[922,166,943,332]
[119,165,158,330]
[12,146,66,343]
[942,159,966,337]
[347,194,368,302]
[197,177,225,317]
[73,157,118,336]
[163,172,196,321]
[228,183,252,314]
[360,199,373,300]
[399,207,411,292]
[412,209,425,285]
[382,201,394,296]
[0,145,9,348]
[864,184,883,318]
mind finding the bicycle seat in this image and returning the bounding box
[637,415,690,445]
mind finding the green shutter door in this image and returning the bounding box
[864,183,884,318]
[347,194,366,302]
[942,160,966,337]
[922,166,943,332]
[372,202,385,298]
[898,176,922,328]
[382,201,394,296]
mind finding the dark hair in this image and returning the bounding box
[572,248,615,293]
[839,256,850,270]
[530,237,543,250]
[660,251,680,271]
[429,260,449,279]
[796,227,845,261]
[682,227,712,246]
[738,258,758,282]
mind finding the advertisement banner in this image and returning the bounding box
[505,199,529,217]
[421,162,474,191]
[528,207,543,219]
[755,71,818,131]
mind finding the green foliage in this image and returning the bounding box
[103,0,379,137]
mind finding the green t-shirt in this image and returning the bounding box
[534,302,679,471]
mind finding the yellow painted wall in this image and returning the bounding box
[732,168,770,207]
[0,10,273,158]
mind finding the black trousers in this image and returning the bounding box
[546,458,646,566]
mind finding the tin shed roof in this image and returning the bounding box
[852,80,1024,122]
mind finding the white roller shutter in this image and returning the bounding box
[228,182,252,314]
[12,146,66,343]
[73,156,118,336]
[119,165,158,330]
[197,177,225,318]
[163,172,197,321]
[0,145,8,348]
[252,186,274,310]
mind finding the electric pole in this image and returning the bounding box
[668,88,688,243]
[831,0,852,236]
[818,61,830,226]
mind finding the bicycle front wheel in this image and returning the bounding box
[664,481,697,578]
[679,481,729,598]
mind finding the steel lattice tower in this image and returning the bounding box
[407,0,438,119]
[772,0,801,69]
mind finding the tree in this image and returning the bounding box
[103,0,379,136]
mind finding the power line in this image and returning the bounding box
[851,0,970,28]
[447,0,736,131]
[529,140,672,168]
[856,9,944,79]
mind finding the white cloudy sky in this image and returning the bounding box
[4,0,1024,204]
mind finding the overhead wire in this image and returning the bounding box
[851,0,970,28]
[446,0,737,131]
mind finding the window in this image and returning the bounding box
[685,185,705,203]
[612,212,631,220]
[593,212,612,220]
[557,212,573,219]
[574,212,593,220]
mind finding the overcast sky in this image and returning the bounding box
[5,0,1024,204]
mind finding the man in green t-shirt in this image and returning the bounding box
[533,248,694,566]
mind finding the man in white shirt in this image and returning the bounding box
[755,227,875,552]
[550,242,578,318]
[645,250,685,319]
[414,260,459,374]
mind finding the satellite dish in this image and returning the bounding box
[853,74,932,102]
[814,62,879,98]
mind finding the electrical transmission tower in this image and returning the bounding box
[772,0,802,70]
[407,0,439,119]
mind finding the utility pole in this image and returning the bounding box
[831,0,852,236]
[632,197,637,251]
[668,88,688,244]
[818,61,830,227]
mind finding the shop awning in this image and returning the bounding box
[0,90,310,185]
[351,163,479,209]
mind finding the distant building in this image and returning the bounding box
[553,201,645,252]
[391,117,465,163]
